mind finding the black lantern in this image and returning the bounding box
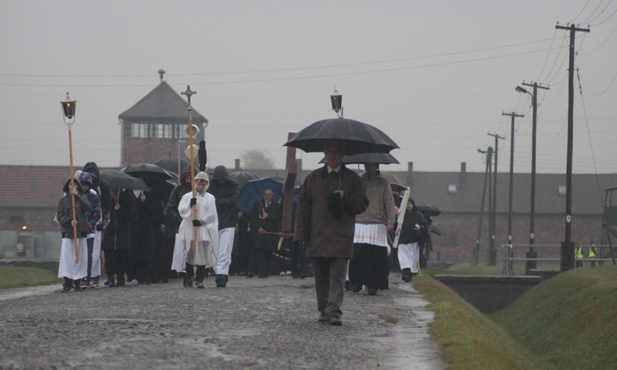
[330,88,343,117]
[61,92,77,121]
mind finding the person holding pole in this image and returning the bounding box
[178,171,219,288]
[56,179,92,292]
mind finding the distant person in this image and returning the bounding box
[82,162,113,287]
[250,188,282,278]
[177,171,219,288]
[589,241,598,268]
[207,165,240,288]
[575,244,584,268]
[102,187,136,287]
[396,198,428,282]
[77,172,102,289]
[56,179,92,292]
[294,140,369,326]
[167,166,194,278]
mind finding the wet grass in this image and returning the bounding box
[413,274,553,370]
[415,263,617,369]
[0,265,62,289]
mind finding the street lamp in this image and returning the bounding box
[330,88,343,118]
[517,82,548,272]
[516,85,537,270]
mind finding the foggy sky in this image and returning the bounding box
[1,1,616,174]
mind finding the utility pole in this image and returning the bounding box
[487,132,505,265]
[474,147,493,266]
[502,112,524,251]
[556,23,590,271]
[517,81,549,271]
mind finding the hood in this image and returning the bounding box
[63,178,84,194]
[195,171,210,192]
[82,162,100,186]
[180,165,195,184]
[212,165,229,182]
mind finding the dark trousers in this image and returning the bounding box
[312,257,347,319]
[290,242,308,277]
[254,248,271,277]
[85,237,94,281]
[185,263,206,282]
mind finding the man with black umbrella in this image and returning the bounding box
[295,140,368,326]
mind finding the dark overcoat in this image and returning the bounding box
[295,164,368,258]
[250,199,282,252]
[102,189,136,251]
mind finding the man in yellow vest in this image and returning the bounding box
[575,245,584,268]
[589,242,598,268]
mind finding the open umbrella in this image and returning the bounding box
[100,169,149,191]
[236,178,283,214]
[320,152,399,165]
[123,163,172,180]
[229,171,260,188]
[153,156,189,175]
[417,205,441,218]
[284,117,399,155]
[236,178,301,213]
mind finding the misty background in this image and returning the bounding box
[1,1,616,174]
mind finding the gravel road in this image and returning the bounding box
[0,274,444,370]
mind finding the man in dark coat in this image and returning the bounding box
[295,140,369,326]
[163,165,193,281]
[102,187,136,287]
[207,165,240,287]
[250,188,282,278]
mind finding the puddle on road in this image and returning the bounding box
[0,284,58,301]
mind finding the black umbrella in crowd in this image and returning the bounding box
[99,169,149,191]
[123,163,172,180]
[153,157,189,176]
[229,170,260,188]
[284,117,399,155]
[320,152,400,165]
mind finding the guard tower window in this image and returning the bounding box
[131,123,148,138]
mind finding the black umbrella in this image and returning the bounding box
[320,152,399,165]
[123,163,172,180]
[417,205,441,218]
[229,171,260,188]
[100,169,149,191]
[284,117,399,155]
[153,157,189,175]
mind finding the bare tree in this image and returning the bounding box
[241,149,275,169]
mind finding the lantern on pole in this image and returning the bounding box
[330,87,343,118]
[61,92,79,263]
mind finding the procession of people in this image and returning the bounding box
[51,105,437,330]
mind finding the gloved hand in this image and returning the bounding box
[190,198,197,207]
[192,219,201,227]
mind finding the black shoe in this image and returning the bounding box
[215,275,227,288]
[351,283,362,293]
[327,316,342,326]
[193,280,204,289]
[116,276,125,287]
[345,281,352,291]
[61,285,72,293]
[246,273,254,278]
[367,287,377,296]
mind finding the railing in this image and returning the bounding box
[500,244,615,276]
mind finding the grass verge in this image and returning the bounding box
[413,273,555,370]
[0,265,62,289]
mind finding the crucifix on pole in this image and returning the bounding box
[181,85,199,253]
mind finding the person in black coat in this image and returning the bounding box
[396,198,428,282]
[207,165,240,287]
[249,188,282,278]
[102,188,137,287]
[162,165,193,281]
